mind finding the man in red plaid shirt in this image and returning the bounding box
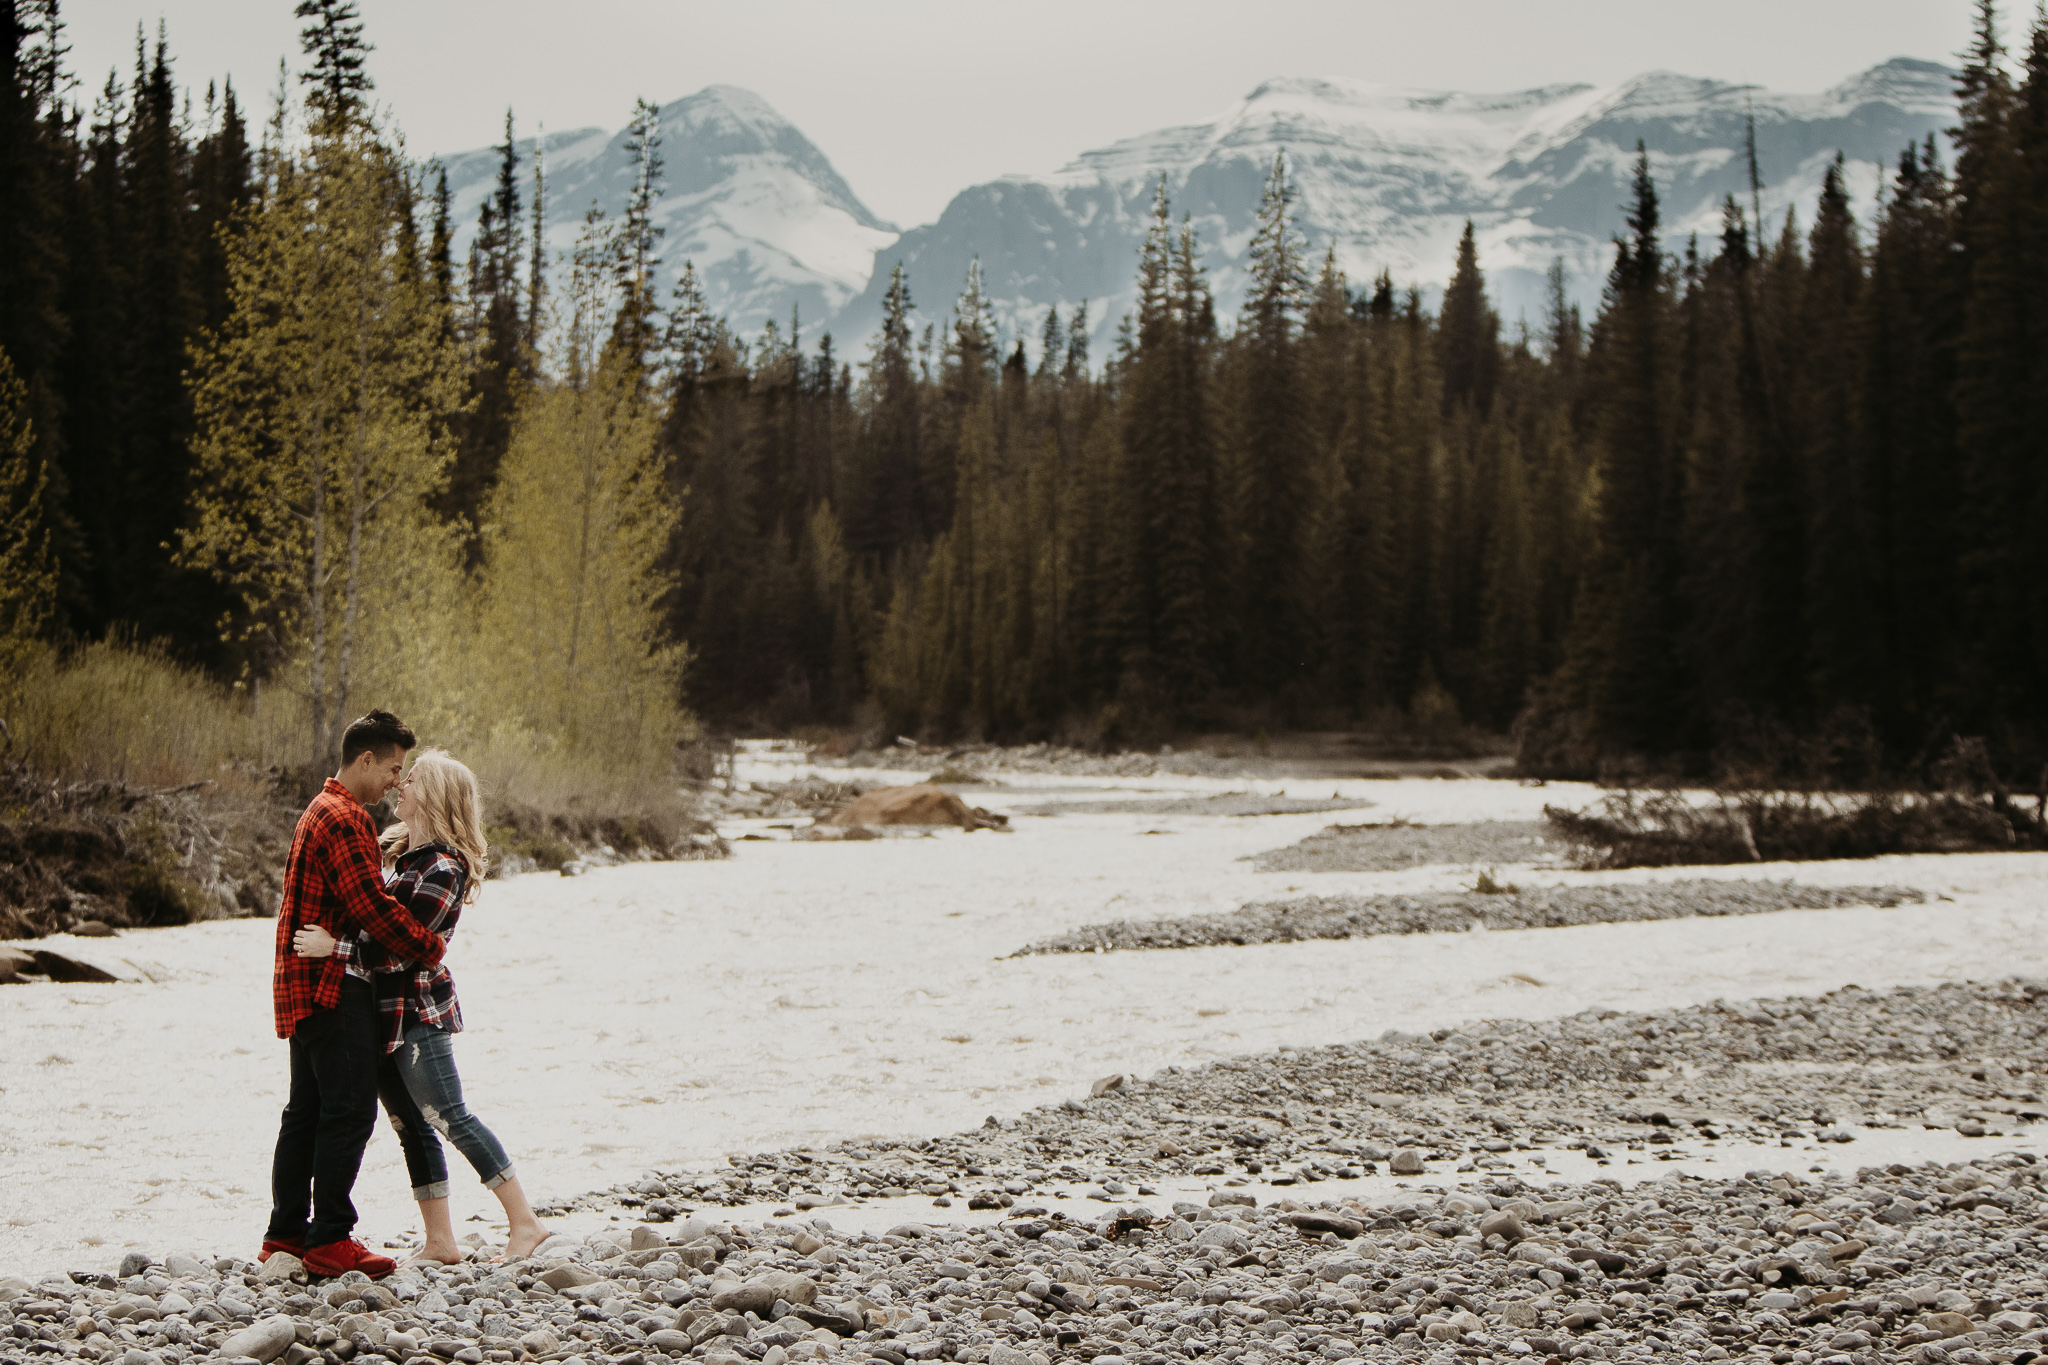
[263,710,450,1279]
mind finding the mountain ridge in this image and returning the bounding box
[437,59,1956,357]
[439,85,894,338]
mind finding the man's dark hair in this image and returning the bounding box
[340,710,416,765]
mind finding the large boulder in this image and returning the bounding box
[707,1270,819,1314]
[820,784,1008,831]
[221,1316,299,1363]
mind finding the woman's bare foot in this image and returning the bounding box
[409,1242,466,1266]
[499,1222,550,1261]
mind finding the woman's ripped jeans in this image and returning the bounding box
[378,1023,513,1200]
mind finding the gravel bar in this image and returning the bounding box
[1011,881,1928,956]
[1247,821,1561,874]
[1023,796,1373,819]
[9,979,2048,1365]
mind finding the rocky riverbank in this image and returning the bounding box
[7,979,2046,1365]
[1010,882,1930,957]
[0,761,291,940]
[1247,822,1561,874]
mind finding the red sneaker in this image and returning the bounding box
[259,1238,304,1263]
[302,1238,396,1279]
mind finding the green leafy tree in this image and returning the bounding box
[182,104,463,766]
[474,209,685,757]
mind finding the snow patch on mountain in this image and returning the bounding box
[438,86,894,339]
[834,57,1955,359]
[436,61,1954,365]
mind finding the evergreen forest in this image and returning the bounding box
[2,0,2045,787]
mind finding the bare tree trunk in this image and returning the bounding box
[307,409,330,770]
[563,388,597,688]
[336,305,372,753]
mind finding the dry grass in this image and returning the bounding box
[0,641,721,933]
[1,641,292,789]
[467,732,717,872]
[3,641,701,818]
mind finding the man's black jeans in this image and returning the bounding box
[266,977,380,1249]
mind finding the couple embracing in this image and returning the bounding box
[262,710,549,1277]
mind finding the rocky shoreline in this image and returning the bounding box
[1247,822,1561,875]
[1011,882,1931,957]
[8,980,2046,1365]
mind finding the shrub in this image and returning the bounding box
[1,641,287,787]
[1545,786,2048,870]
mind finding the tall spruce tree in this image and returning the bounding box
[1578,144,1688,754]
[1437,221,1500,416]
[1231,152,1315,705]
[1799,158,1878,717]
[1862,138,1960,754]
[850,262,922,557]
[1115,184,1218,716]
[1950,0,2040,750]
[439,109,527,557]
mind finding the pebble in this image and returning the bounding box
[10,979,2048,1365]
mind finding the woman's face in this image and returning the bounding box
[396,773,420,831]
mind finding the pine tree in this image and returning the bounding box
[110,28,212,646]
[1799,158,1878,714]
[189,77,252,337]
[1115,184,1218,715]
[0,1,76,631]
[612,97,664,371]
[438,109,528,556]
[1475,422,1537,724]
[1299,245,1353,698]
[849,262,922,556]
[56,68,137,636]
[1576,143,1687,755]
[0,345,55,689]
[1862,138,1961,752]
[1950,0,2039,745]
[425,162,453,310]
[1437,220,1500,415]
[1230,151,1315,704]
[293,0,371,132]
[526,122,547,348]
[1064,300,1090,380]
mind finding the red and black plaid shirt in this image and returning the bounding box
[272,779,448,1039]
[334,843,468,1054]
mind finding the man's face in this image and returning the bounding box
[349,747,407,801]
[371,749,406,800]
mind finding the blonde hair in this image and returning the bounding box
[378,748,490,902]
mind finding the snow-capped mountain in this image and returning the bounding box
[436,61,1954,362]
[834,57,1956,354]
[437,86,896,338]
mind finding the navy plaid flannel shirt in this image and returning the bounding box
[333,842,468,1054]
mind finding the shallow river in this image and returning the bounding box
[2,759,2044,1273]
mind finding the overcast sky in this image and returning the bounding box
[71,0,1983,228]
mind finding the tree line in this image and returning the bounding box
[1,0,2043,785]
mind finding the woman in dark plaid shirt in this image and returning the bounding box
[295,749,552,1264]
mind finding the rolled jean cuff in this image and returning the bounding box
[413,1179,451,1201]
[481,1164,514,1192]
